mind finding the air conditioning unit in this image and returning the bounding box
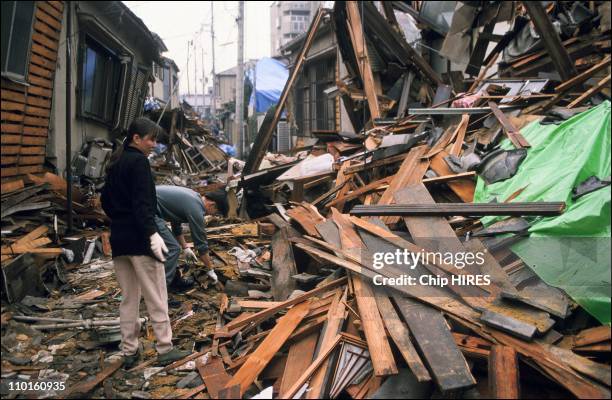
[277,120,291,153]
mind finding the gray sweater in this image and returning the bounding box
[156,185,208,254]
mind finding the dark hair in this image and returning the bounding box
[205,190,229,217]
[106,117,165,172]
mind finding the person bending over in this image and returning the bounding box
[155,185,228,289]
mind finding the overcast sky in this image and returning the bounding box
[123,1,273,96]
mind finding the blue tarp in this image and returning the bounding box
[247,58,289,114]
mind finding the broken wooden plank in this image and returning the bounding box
[328,212,398,377]
[286,202,325,237]
[0,179,24,194]
[306,289,347,398]
[346,1,381,120]
[522,1,577,81]
[540,343,611,387]
[280,331,319,396]
[449,114,470,156]
[280,335,343,399]
[222,276,347,332]
[234,300,284,310]
[196,357,230,399]
[351,275,398,377]
[430,151,475,202]
[332,160,354,211]
[422,125,457,159]
[567,74,611,108]
[243,8,326,174]
[394,296,476,392]
[573,325,612,348]
[374,291,431,382]
[225,300,310,396]
[488,101,531,148]
[453,333,492,360]
[13,226,49,247]
[489,345,520,399]
[217,384,240,399]
[271,227,297,301]
[350,202,566,217]
[377,145,430,224]
[65,359,122,397]
[554,55,611,93]
[177,383,207,399]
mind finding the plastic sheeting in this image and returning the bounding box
[474,101,611,324]
[247,58,289,114]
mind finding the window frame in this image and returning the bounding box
[1,1,37,84]
[77,33,123,126]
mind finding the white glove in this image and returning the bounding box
[150,233,168,262]
[207,269,218,284]
[183,247,198,263]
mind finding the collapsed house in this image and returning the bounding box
[1,1,611,399]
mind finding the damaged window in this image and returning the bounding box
[163,67,171,101]
[1,1,36,82]
[294,57,336,135]
[80,36,122,125]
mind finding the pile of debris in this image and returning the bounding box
[146,102,230,180]
[213,1,611,399]
[1,1,610,399]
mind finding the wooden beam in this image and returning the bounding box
[574,325,611,348]
[349,202,566,217]
[567,74,611,108]
[270,227,297,301]
[280,335,343,399]
[222,277,347,331]
[488,101,531,148]
[346,1,381,119]
[306,290,347,398]
[522,1,577,81]
[375,145,429,224]
[430,151,475,202]
[196,357,230,399]
[279,331,319,396]
[554,55,610,93]
[65,359,122,397]
[243,9,326,175]
[449,114,471,156]
[489,345,520,399]
[374,292,431,382]
[329,211,397,377]
[225,301,310,396]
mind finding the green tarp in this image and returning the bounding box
[474,101,611,324]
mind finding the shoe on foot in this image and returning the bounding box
[170,274,195,291]
[206,269,218,284]
[157,348,191,366]
[123,348,141,369]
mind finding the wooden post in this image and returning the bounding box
[489,345,520,399]
[522,1,577,81]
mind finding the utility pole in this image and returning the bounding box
[236,0,245,158]
[210,2,217,122]
[186,41,191,96]
[201,47,205,118]
[194,40,198,111]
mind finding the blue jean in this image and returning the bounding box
[154,216,181,285]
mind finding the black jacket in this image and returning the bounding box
[101,146,158,258]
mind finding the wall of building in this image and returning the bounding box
[270,1,320,57]
[149,62,180,108]
[49,1,157,175]
[216,75,236,106]
[1,1,64,181]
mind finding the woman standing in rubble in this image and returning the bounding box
[101,117,189,368]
